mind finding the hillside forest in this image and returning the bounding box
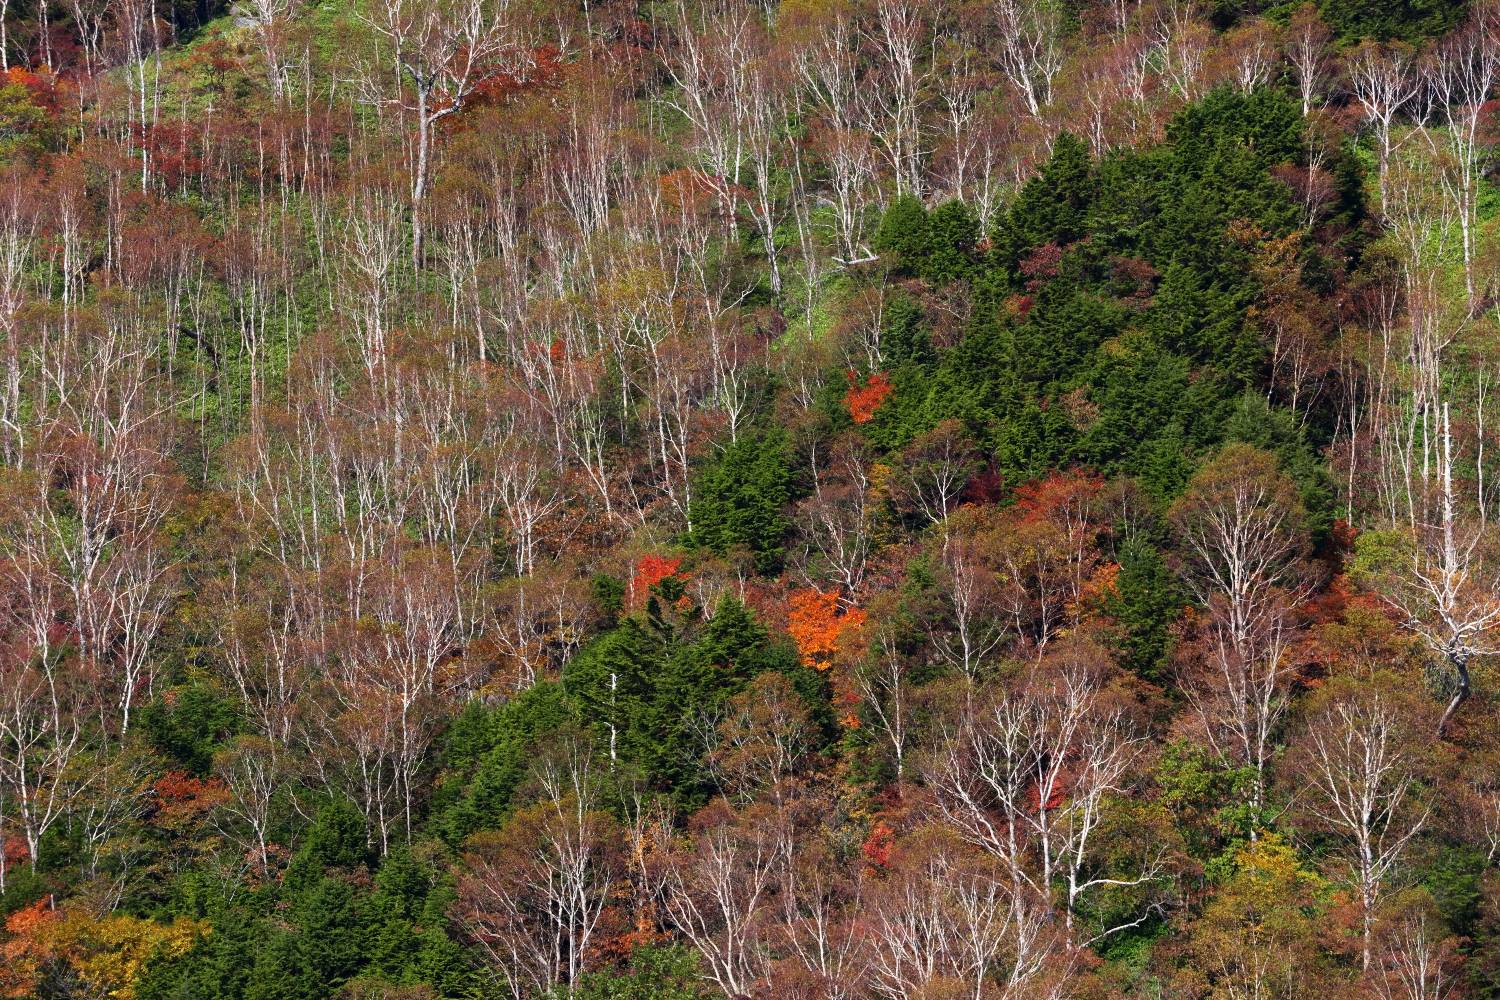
[0,0,1497,997]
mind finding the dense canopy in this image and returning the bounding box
[0,0,1495,998]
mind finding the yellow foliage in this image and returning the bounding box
[1,903,206,1000]
[778,0,856,25]
[74,913,206,1000]
[1176,835,1330,1000]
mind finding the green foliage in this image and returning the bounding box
[0,79,62,161]
[1470,874,1500,999]
[288,876,368,989]
[651,596,809,805]
[591,573,627,624]
[1317,0,1467,40]
[366,847,471,995]
[558,594,825,808]
[1133,421,1196,502]
[873,194,933,274]
[881,292,935,367]
[1108,539,1184,682]
[563,618,664,771]
[1348,527,1414,588]
[1155,741,1262,863]
[290,799,370,880]
[1140,263,1259,388]
[1008,131,1095,254]
[0,862,49,920]
[1422,846,1488,939]
[140,841,470,1000]
[853,89,1346,508]
[140,685,242,776]
[1222,394,1337,544]
[1172,833,1330,993]
[872,195,982,286]
[0,14,1442,996]
[435,681,573,842]
[567,945,709,1000]
[137,908,263,1000]
[689,429,794,572]
[923,200,980,284]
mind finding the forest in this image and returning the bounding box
[0,0,1495,996]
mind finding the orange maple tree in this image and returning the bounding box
[630,554,685,605]
[786,588,866,671]
[1,900,58,998]
[1,899,204,1000]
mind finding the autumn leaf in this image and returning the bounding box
[844,371,893,424]
[631,554,685,604]
[787,588,866,671]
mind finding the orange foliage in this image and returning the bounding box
[1330,517,1357,551]
[153,771,228,825]
[786,588,865,671]
[832,673,863,730]
[1074,561,1121,615]
[1,899,59,998]
[658,168,724,215]
[631,555,685,604]
[2,898,55,939]
[1,900,204,1000]
[3,65,69,117]
[844,371,893,424]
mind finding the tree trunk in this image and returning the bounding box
[1438,647,1470,738]
[412,80,432,269]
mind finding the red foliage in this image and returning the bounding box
[1302,572,1353,630]
[1012,470,1106,522]
[1005,293,1035,319]
[1109,255,1160,304]
[861,820,895,871]
[844,371,893,424]
[832,671,863,730]
[3,66,69,118]
[962,466,1005,505]
[1028,770,1074,812]
[180,37,242,94]
[1477,98,1500,147]
[142,121,206,189]
[460,45,567,115]
[631,555,684,604]
[1019,242,1063,289]
[44,617,72,650]
[1,835,29,866]
[657,168,723,216]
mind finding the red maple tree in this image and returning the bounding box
[844,372,893,424]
